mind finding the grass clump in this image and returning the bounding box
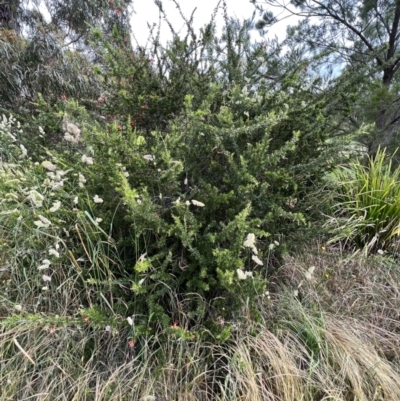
[2,248,400,400]
[327,147,400,254]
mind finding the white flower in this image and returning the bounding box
[34,216,51,228]
[138,278,145,285]
[127,316,133,326]
[19,144,27,158]
[237,268,253,280]
[63,132,75,142]
[38,259,51,270]
[78,173,86,188]
[138,253,147,262]
[185,201,191,206]
[243,233,255,247]
[38,215,51,225]
[42,286,49,291]
[191,200,205,207]
[49,200,61,212]
[51,181,64,191]
[73,196,78,205]
[95,218,103,224]
[143,154,155,161]
[42,161,57,171]
[28,190,44,208]
[377,249,384,255]
[184,178,188,185]
[33,219,46,228]
[0,208,19,215]
[105,325,111,332]
[42,274,52,282]
[65,122,80,136]
[93,195,103,203]
[14,304,22,311]
[82,154,94,165]
[243,233,258,254]
[305,266,315,281]
[251,255,263,266]
[48,248,60,258]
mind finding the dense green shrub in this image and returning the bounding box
[0,15,335,334]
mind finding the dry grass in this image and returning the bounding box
[1,246,400,400]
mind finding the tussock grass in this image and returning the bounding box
[2,247,400,400]
[327,147,400,253]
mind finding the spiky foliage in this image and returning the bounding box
[327,147,400,253]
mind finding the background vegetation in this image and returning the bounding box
[1,0,400,399]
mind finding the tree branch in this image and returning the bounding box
[387,0,400,61]
[309,0,384,66]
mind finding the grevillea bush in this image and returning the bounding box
[1,16,334,336]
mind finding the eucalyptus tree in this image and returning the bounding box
[0,0,132,116]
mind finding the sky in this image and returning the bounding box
[129,0,301,47]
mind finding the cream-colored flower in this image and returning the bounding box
[243,233,258,254]
[304,266,315,281]
[38,259,51,270]
[63,132,75,142]
[34,215,51,228]
[28,190,44,208]
[93,195,103,203]
[49,200,61,212]
[38,215,51,225]
[42,161,57,171]
[127,316,133,326]
[48,248,60,258]
[237,268,253,280]
[251,255,263,266]
[19,144,27,158]
[42,274,52,282]
[82,155,94,165]
[78,173,86,188]
[191,200,205,207]
[34,220,46,228]
[51,180,64,190]
[143,154,155,161]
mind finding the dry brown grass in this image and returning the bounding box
[1,247,400,400]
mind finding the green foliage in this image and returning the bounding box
[327,147,400,253]
[255,0,400,154]
[0,7,335,335]
[0,112,125,318]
